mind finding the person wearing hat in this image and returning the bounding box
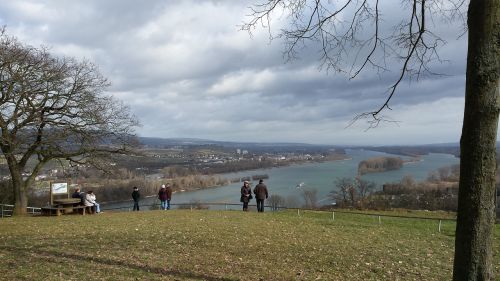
[240,181,252,211]
[158,185,168,210]
[132,186,140,211]
[253,179,268,212]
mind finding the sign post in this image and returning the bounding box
[50,182,68,205]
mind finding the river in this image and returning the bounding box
[104,149,459,210]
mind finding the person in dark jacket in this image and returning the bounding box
[132,186,140,211]
[158,185,168,210]
[71,188,84,206]
[165,183,173,210]
[253,179,269,212]
[240,181,252,211]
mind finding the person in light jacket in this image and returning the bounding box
[253,179,268,212]
[132,186,140,211]
[84,190,101,214]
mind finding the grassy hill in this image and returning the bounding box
[0,210,498,280]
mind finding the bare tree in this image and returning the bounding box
[331,177,355,207]
[0,30,139,216]
[355,178,376,206]
[450,164,460,181]
[427,171,441,182]
[243,1,499,280]
[347,184,357,206]
[285,194,301,208]
[268,194,286,210]
[438,166,451,181]
[301,187,318,209]
[400,175,416,188]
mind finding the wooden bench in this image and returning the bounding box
[73,205,97,215]
[72,205,90,215]
[41,206,64,216]
[41,205,94,216]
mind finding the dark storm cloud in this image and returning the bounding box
[0,0,480,144]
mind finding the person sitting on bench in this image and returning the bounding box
[83,190,102,214]
[72,188,84,206]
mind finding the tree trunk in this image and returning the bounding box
[453,1,500,280]
[8,162,29,216]
[12,179,28,216]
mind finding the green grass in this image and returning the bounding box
[0,210,498,280]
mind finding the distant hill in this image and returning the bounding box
[138,137,336,153]
[138,137,500,156]
[138,137,216,146]
[138,137,318,147]
[360,145,460,157]
[361,142,500,157]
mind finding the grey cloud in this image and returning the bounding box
[0,0,488,145]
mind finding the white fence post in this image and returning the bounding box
[378,215,381,224]
[332,211,335,221]
[438,220,442,233]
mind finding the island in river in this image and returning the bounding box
[357,156,405,175]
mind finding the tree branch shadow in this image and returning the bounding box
[0,245,238,281]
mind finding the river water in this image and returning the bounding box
[105,149,459,210]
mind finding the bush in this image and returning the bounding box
[177,199,209,210]
[268,194,286,210]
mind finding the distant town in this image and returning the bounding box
[0,137,471,183]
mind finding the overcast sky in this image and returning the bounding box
[0,0,490,145]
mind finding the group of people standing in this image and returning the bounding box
[130,183,173,211]
[134,180,267,212]
[73,180,267,213]
[157,184,173,210]
[240,179,269,212]
[70,179,269,213]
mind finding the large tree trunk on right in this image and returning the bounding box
[452,1,500,280]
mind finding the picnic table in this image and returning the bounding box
[53,198,81,206]
[41,198,88,216]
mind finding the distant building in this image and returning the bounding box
[236,149,241,154]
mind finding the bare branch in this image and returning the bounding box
[0,30,140,181]
[242,0,466,127]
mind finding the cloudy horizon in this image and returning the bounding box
[0,0,489,146]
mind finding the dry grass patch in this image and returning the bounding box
[0,210,498,280]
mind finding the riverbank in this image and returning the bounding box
[100,151,460,210]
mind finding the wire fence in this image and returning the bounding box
[100,201,456,233]
[1,201,457,233]
[101,201,286,212]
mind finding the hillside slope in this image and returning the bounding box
[0,210,498,280]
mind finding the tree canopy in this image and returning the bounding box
[0,29,139,215]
